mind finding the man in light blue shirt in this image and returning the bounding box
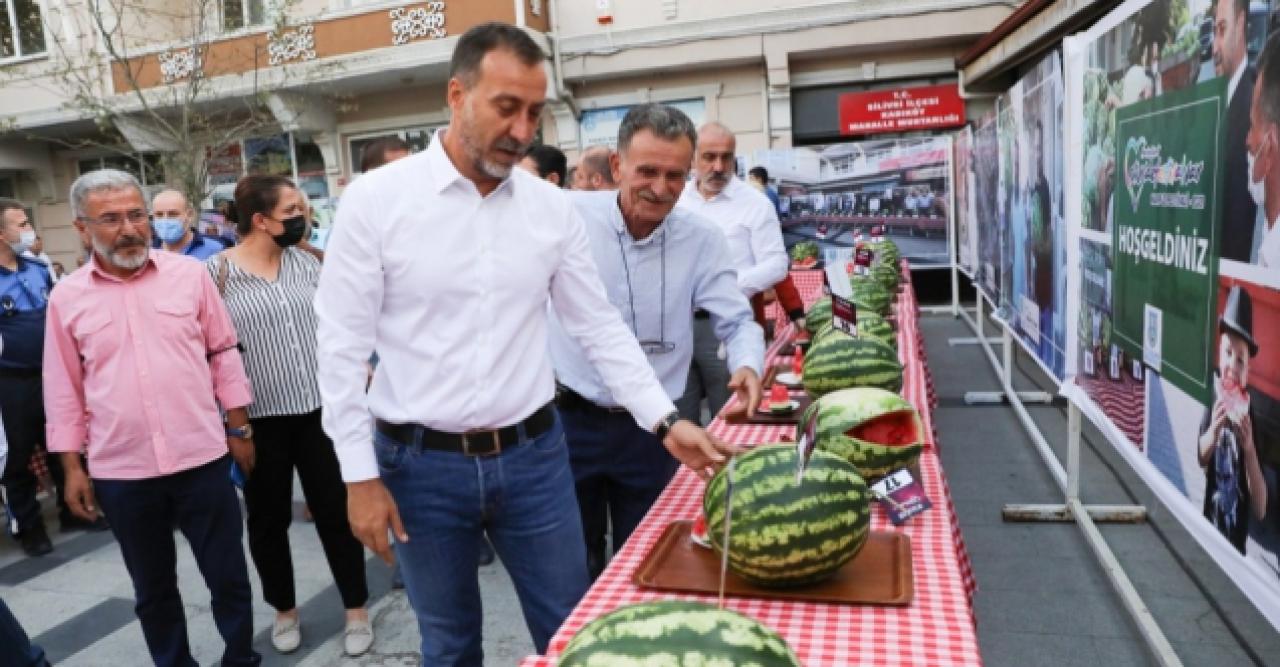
[548,104,764,578]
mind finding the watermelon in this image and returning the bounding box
[558,600,801,666]
[850,278,891,316]
[803,329,902,397]
[703,444,871,588]
[804,297,833,337]
[798,387,925,480]
[871,261,901,292]
[812,313,896,352]
[789,241,819,263]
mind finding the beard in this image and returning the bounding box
[93,235,149,271]
[700,171,730,193]
[458,107,530,180]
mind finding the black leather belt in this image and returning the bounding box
[0,366,40,379]
[554,384,630,414]
[694,309,711,319]
[374,402,556,457]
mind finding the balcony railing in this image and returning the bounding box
[110,0,547,92]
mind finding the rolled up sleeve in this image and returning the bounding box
[550,206,674,431]
[42,296,88,454]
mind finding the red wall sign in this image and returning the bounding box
[838,84,966,136]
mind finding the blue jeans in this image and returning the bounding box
[375,410,589,666]
[560,406,677,578]
[94,456,260,667]
[0,598,48,666]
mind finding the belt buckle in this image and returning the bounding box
[461,429,501,457]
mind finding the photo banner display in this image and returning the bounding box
[996,51,1068,380]
[1063,0,1280,630]
[953,125,979,277]
[759,136,953,269]
[973,110,1003,300]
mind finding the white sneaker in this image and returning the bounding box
[344,619,374,657]
[271,615,302,654]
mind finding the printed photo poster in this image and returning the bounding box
[757,137,953,268]
[973,109,1002,301]
[1065,0,1280,628]
[953,125,979,276]
[996,52,1068,379]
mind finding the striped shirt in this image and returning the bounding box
[207,248,322,419]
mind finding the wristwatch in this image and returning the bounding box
[225,424,254,440]
[654,410,681,440]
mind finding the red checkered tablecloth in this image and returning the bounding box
[764,269,826,333]
[521,263,979,667]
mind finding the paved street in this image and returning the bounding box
[0,498,533,666]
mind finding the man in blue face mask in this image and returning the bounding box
[151,189,226,260]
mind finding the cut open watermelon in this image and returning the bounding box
[846,410,921,448]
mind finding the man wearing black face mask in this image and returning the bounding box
[210,175,375,657]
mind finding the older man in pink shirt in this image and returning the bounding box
[42,169,261,667]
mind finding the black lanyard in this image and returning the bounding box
[615,228,674,354]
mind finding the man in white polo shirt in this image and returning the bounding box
[675,122,788,422]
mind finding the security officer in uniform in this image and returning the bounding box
[0,199,106,557]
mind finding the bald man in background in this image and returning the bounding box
[676,123,788,422]
[572,146,616,191]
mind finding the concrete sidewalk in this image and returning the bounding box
[922,312,1278,667]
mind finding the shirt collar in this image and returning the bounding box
[609,195,669,246]
[1228,59,1247,101]
[425,129,516,197]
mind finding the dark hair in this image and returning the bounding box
[524,144,567,183]
[228,175,296,236]
[0,197,25,221]
[748,166,769,183]
[617,103,698,155]
[450,22,545,89]
[1259,32,1280,128]
[360,136,412,172]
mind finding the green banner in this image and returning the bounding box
[1111,80,1225,404]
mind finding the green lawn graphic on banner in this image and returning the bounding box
[1112,80,1224,404]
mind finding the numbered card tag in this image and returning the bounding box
[854,246,875,268]
[793,407,821,484]
[831,293,858,337]
[870,468,932,525]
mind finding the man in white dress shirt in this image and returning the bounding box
[549,105,764,578]
[675,122,788,422]
[314,23,732,666]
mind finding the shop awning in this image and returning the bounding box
[957,0,1112,90]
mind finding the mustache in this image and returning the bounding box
[114,235,147,250]
[493,137,528,154]
[705,171,730,182]
[637,189,675,204]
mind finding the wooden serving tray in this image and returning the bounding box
[634,521,913,606]
[721,394,813,425]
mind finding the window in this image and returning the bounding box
[221,0,266,32]
[348,125,438,174]
[77,154,165,185]
[0,0,46,60]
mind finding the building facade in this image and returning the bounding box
[0,0,1017,267]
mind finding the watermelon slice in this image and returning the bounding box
[847,410,921,448]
